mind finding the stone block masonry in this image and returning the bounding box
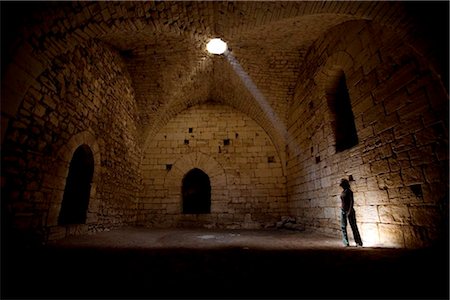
[140,104,287,229]
[287,20,448,248]
[1,1,447,248]
[1,39,143,243]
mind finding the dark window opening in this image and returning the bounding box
[166,164,172,171]
[182,168,211,214]
[315,156,321,164]
[188,128,193,133]
[327,72,358,152]
[58,144,94,225]
[184,139,189,145]
[410,184,423,197]
[223,139,230,146]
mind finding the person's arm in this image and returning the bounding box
[348,191,354,213]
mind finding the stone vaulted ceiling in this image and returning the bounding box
[3,1,442,153]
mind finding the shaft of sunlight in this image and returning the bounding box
[224,51,300,158]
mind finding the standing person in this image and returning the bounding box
[339,178,363,247]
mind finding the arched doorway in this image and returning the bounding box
[182,168,211,214]
[58,144,94,225]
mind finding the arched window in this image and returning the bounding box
[326,71,358,152]
[182,168,211,214]
[58,144,94,225]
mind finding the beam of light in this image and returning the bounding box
[224,51,301,159]
[224,52,407,249]
[360,224,381,248]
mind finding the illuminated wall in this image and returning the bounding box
[140,104,287,229]
[287,20,448,248]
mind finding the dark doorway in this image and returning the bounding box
[58,144,94,225]
[182,168,211,214]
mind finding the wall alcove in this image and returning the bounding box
[58,144,94,225]
[182,168,211,214]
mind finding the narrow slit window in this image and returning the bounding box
[327,71,358,152]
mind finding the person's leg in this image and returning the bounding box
[348,209,363,246]
[341,209,349,246]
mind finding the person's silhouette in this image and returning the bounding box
[339,178,363,247]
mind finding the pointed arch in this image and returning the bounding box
[164,152,227,214]
[44,130,101,229]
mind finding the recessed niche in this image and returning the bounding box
[223,139,230,146]
[166,164,172,171]
[184,139,189,145]
[182,168,211,214]
[188,128,193,133]
[58,144,94,225]
[410,184,423,197]
[326,71,358,152]
[315,156,321,163]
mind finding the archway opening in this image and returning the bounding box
[58,144,94,225]
[182,168,211,214]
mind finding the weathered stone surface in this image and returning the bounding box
[1,2,447,249]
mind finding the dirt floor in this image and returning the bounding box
[2,227,449,299]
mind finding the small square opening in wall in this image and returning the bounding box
[268,156,275,163]
[166,164,172,171]
[315,156,321,164]
[188,128,193,133]
[410,184,423,197]
[223,139,230,146]
[184,139,189,145]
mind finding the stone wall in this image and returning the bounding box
[1,39,142,243]
[287,20,449,248]
[140,104,287,229]
[1,2,447,249]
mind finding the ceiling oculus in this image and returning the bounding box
[206,38,227,55]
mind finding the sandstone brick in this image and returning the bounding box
[358,205,380,222]
[363,190,389,205]
[1,2,448,247]
[378,223,405,247]
[377,172,403,189]
[360,222,380,245]
[409,205,439,227]
[379,204,411,224]
[400,167,424,185]
[370,159,390,175]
